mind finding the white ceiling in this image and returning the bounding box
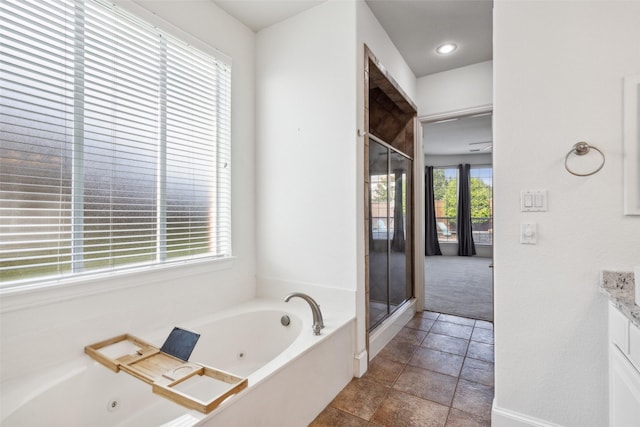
[423,113,492,156]
[365,0,492,77]
[213,0,325,32]
[213,0,492,78]
[211,0,493,156]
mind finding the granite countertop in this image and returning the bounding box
[600,270,640,328]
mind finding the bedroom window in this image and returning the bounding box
[431,166,493,245]
[469,166,493,245]
[0,0,232,285]
[432,167,458,242]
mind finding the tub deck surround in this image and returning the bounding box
[600,270,640,328]
[0,298,356,427]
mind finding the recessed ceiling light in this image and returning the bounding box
[436,43,457,55]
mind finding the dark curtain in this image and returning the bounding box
[391,169,405,252]
[425,166,442,256]
[457,163,476,256]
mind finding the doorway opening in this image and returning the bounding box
[422,110,493,321]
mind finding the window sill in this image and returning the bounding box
[0,256,235,314]
[437,242,493,246]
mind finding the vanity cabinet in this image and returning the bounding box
[608,303,640,426]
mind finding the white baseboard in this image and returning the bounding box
[353,349,368,378]
[492,401,564,427]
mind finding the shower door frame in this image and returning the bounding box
[364,45,418,345]
[367,133,413,331]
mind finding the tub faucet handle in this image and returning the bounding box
[284,292,324,335]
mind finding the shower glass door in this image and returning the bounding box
[389,151,411,310]
[369,139,412,330]
[369,141,389,328]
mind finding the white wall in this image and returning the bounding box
[417,61,493,118]
[425,153,492,168]
[254,0,418,372]
[0,0,256,383]
[493,1,640,426]
[255,1,358,293]
[356,1,417,103]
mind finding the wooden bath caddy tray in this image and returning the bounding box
[85,334,248,414]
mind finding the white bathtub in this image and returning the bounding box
[0,298,355,426]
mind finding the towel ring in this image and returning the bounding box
[564,142,605,177]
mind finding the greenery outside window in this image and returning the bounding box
[469,166,493,245]
[0,0,232,286]
[432,167,458,242]
[370,172,407,240]
[370,173,390,240]
[432,166,492,245]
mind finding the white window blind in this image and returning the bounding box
[0,0,232,285]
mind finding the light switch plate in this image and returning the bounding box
[520,223,537,244]
[521,190,548,212]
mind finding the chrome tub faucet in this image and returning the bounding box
[284,293,325,335]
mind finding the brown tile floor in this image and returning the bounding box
[310,311,494,427]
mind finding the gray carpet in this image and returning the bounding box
[424,256,493,321]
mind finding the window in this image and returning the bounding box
[0,0,232,285]
[432,167,458,242]
[431,166,493,245]
[370,173,390,240]
[370,170,407,241]
[469,166,493,245]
